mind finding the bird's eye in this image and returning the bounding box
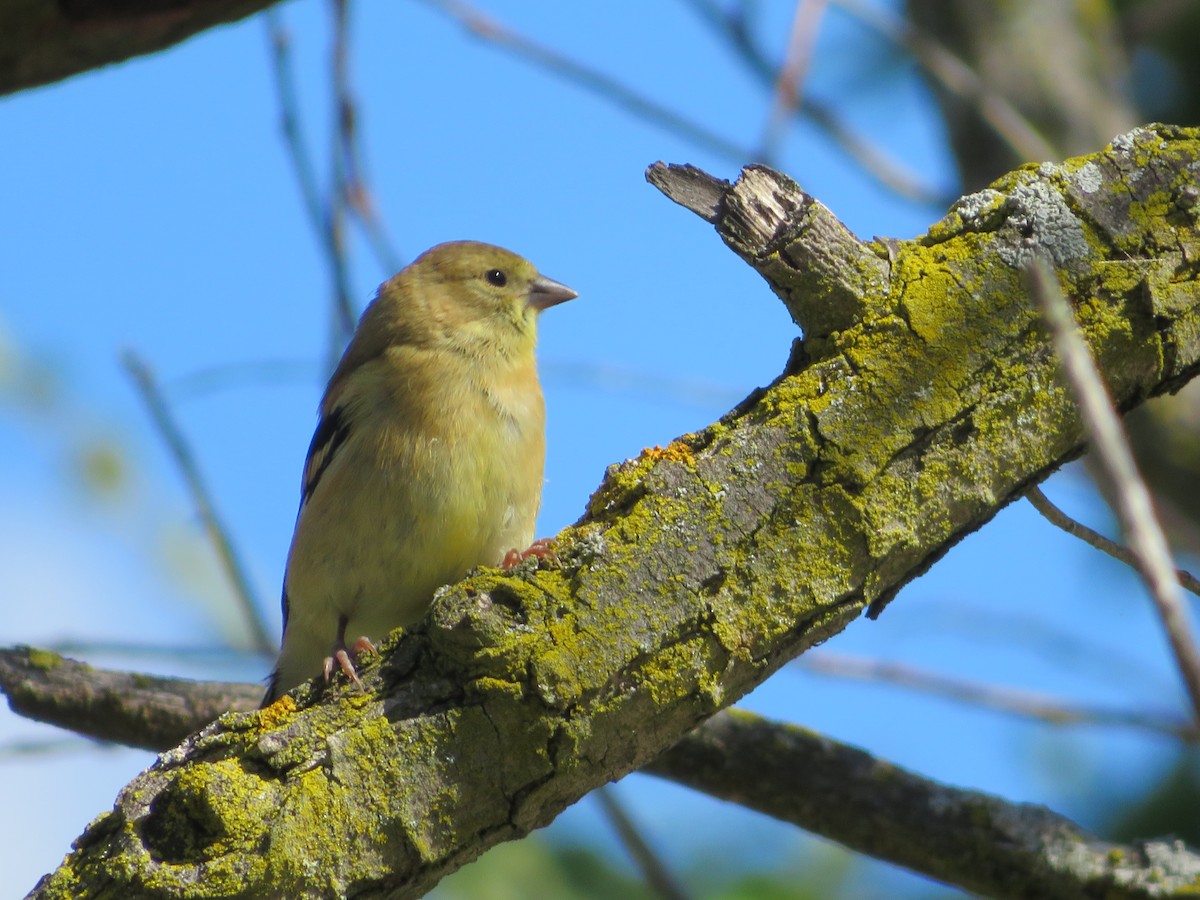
[485,269,507,287]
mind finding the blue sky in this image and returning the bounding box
[1,2,1191,895]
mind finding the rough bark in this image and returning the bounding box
[6,647,1200,899]
[16,124,1200,899]
[0,0,280,95]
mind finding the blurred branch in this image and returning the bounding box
[269,0,400,370]
[833,0,1058,163]
[595,787,691,900]
[648,708,1200,900]
[265,11,325,257]
[1026,259,1200,724]
[122,351,274,658]
[326,0,357,360]
[759,0,829,160]
[680,0,946,204]
[904,0,1135,191]
[798,651,1200,742]
[264,7,356,370]
[420,0,756,164]
[897,600,1178,695]
[329,0,402,277]
[0,0,281,96]
[1026,486,1200,598]
[0,646,259,752]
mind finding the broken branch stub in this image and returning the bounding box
[647,161,889,341]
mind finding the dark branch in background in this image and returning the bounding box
[833,0,1058,164]
[1026,487,1200,598]
[0,647,258,752]
[0,0,282,96]
[1026,260,1200,723]
[4,646,1197,900]
[647,709,1200,900]
[121,352,274,657]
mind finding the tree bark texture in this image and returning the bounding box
[21,124,1200,899]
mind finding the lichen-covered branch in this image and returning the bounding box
[10,649,1199,900]
[0,646,258,752]
[23,124,1200,899]
[650,709,1200,900]
[0,0,281,96]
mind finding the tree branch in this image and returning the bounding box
[649,709,1200,900]
[0,0,282,96]
[7,647,1200,899]
[17,123,1200,899]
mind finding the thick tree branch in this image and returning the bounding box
[650,709,1200,900]
[7,647,1200,899]
[17,124,1200,899]
[0,0,281,96]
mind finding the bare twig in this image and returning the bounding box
[122,352,274,657]
[595,787,692,900]
[679,0,946,203]
[326,0,357,363]
[420,0,756,164]
[1025,258,1200,723]
[900,601,1177,693]
[797,652,1200,742]
[760,0,829,160]
[1027,486,1200,598]
[265,10,326,247]
[264,8,356,370]
[327,0,402,277]
[833,0,1059,164]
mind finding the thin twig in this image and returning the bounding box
[797,652,1200,742]
[1025,259,1200,723]
[899,601,1177,693]
[420,0,757,165]
[1027,486,1200,598]
[760,0,829,160]
[263,8,356,370]
[265,10,325,245]
[594,787,692,900]
[327,0,402,276]
[832,0,1059,164]
[122,352,275,657]
[679,0,947,204]
[327,0,357,364]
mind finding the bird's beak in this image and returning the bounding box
[528,275,579,311]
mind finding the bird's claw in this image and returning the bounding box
[322,634,378,691]
[502,538,556,569]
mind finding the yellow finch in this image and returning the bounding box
[263,241,577,704]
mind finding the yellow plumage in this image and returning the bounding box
[264,241,576,704]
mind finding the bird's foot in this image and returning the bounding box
[501,538,557,569]
[323,621,377,691]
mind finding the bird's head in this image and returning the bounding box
[396,241,577,360]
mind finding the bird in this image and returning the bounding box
[262,241,577,705]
